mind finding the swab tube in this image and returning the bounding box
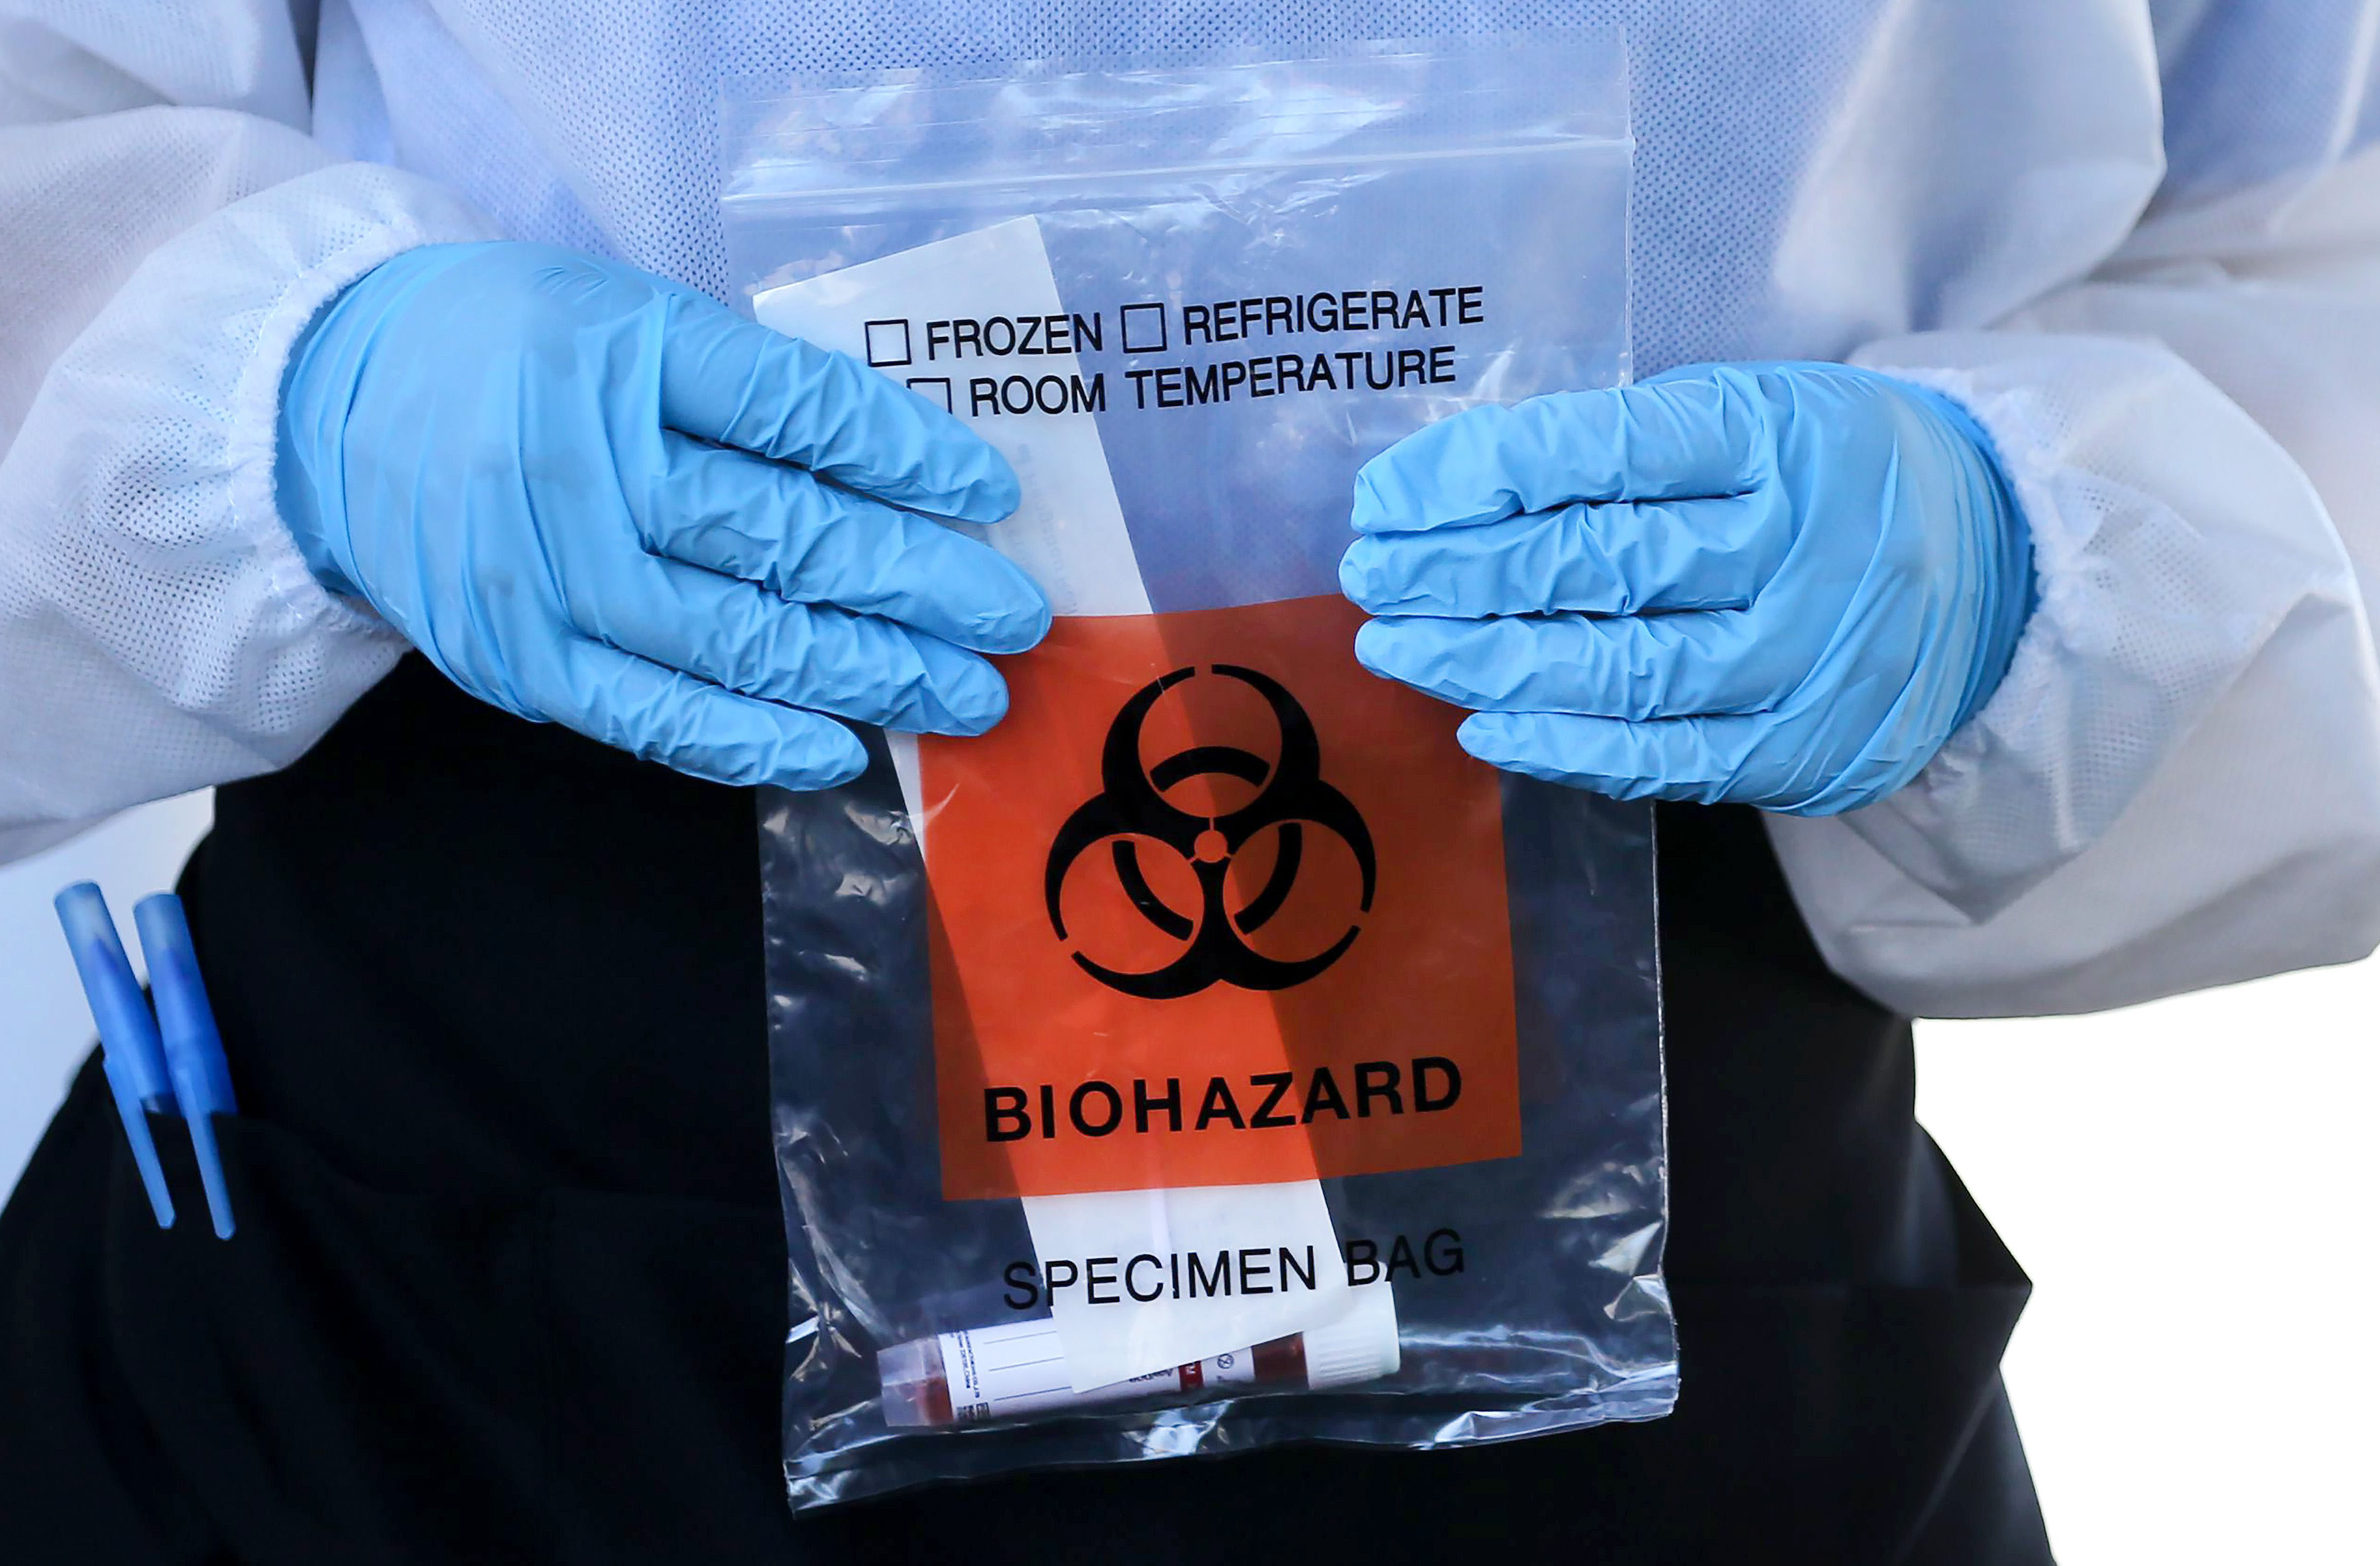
[880,1288,1401,1428]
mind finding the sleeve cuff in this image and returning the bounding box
[1828,330,2349,918]
[219,162,503,645]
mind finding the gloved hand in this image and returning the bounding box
[275,240,1048,790]
[1339,362,2033,815]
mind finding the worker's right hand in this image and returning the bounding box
[274,240,1048,790]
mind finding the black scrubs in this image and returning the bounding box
[0,655,2051,1563]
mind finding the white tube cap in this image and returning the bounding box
[1301,1285,1402,1390]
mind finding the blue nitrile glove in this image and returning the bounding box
[276,241,1049,790]
[1339,362,2033,815]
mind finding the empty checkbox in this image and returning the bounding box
[865,319,914,368]
[1120,303,1169,354]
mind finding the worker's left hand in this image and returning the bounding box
[1338,362,2034,815]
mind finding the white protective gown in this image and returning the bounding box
[4,0,2379,1018]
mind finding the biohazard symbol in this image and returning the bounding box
[1045,665,1377,999]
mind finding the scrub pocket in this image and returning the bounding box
[74,1084,791,1563]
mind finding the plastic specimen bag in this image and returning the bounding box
[724,29,1674,1511]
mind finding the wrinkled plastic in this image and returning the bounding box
[727,30,1674,1512]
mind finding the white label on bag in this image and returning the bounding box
[1013,1178,1351,1392]
[750,219,1348,1393]
[751,217,1149,623]
[753,216,1148,847]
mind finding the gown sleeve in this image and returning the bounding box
[0,0,497,863]
[1769,4,2380,1015]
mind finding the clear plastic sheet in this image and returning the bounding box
[729,29,1674,1511]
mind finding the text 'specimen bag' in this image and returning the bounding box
[723,29,1673,1510]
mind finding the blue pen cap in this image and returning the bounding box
[132,895,235,1116]
[135,894,239,1239]
[53,882,176,1228]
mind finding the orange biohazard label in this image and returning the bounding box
[921,594,1519,1200]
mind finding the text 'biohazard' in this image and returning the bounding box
[922,595,1522,1200]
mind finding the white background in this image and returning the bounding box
[2,794,2373,1560]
